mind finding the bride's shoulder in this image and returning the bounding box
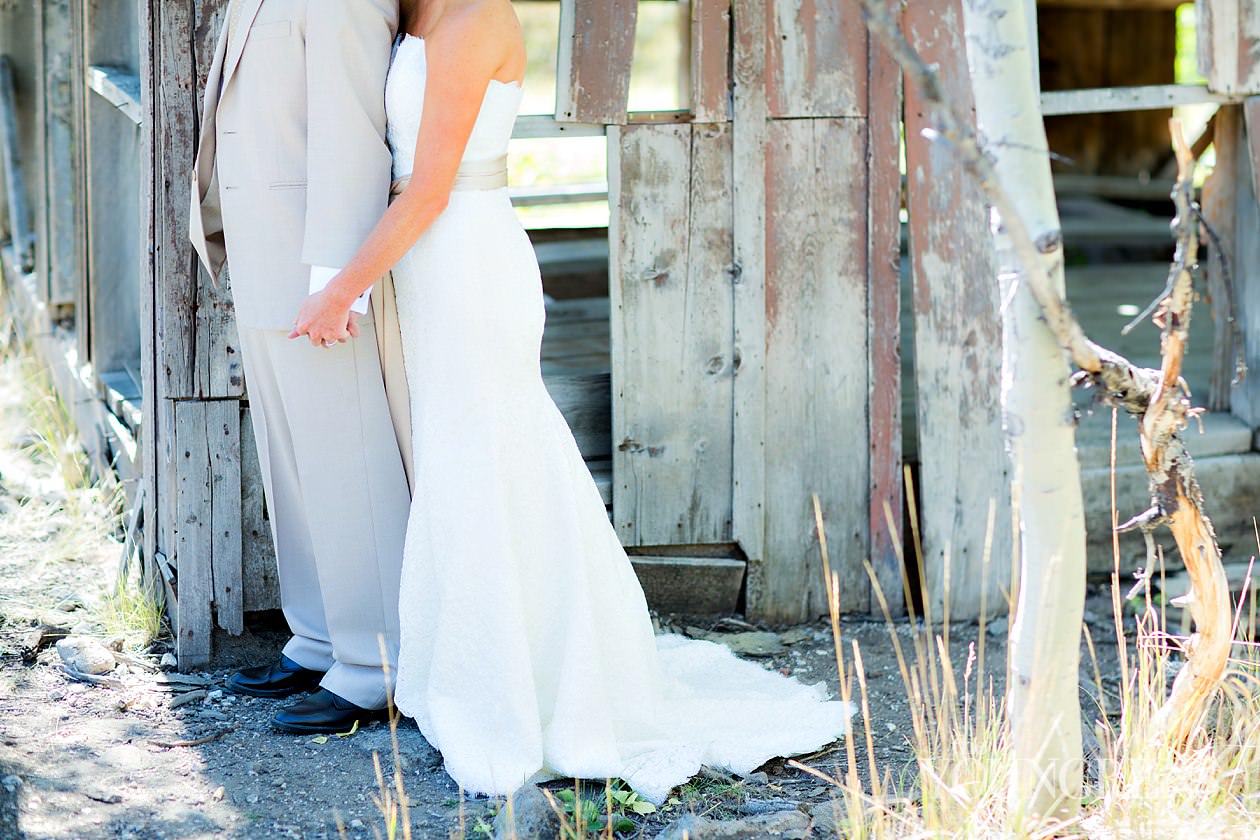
[430,0,519,41]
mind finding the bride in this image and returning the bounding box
[291,0,850,804]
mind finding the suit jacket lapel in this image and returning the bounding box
[218,0,265,98]
[193,19,232,196]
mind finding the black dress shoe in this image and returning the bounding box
[271,688,386,735]
[225,654,324,699]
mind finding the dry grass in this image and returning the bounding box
[808,465,1260,839]
[0,332,152,645]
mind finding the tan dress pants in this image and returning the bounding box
[238,275,412,710]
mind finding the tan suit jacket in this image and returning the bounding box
[190,0,398,329]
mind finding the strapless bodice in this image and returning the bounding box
[385,34,523,181]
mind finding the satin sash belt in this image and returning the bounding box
[390,155,508,197]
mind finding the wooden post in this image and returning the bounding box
[903,0,1012,619]
[555,0,638,124]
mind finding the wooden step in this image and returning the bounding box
[628,555,746,615]
[1082,451,1260,573]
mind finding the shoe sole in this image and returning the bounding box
[270,713,385,735]
[224,682,320,700]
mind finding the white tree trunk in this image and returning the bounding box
[963,0,1087,823]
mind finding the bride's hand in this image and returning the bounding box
[289,290,361,348]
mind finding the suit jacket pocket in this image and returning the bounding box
[251,20,291,40]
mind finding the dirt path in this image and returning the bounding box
[0,351,1130,839]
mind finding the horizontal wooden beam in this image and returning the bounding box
[87,65,143,125]
[510,182,607,208]
[1037,0,1183,8]
[1041,84,1240,116]
[512,114,604,139]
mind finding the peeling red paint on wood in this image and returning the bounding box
[556,0,639,125]
[691,0,731,123]
[866,17,904,616]
[766,0,867,118]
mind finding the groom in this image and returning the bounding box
[189,0,411,733]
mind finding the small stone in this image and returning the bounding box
[779,628,812,646]
[349,819,365,829]
[809,801,842,837]
[159,653,178,669]
[168,689,208,709]
[493,785,561,840]
[212,787,225,802]
[746,771,770,785]
[655,809,810,839]
[713,632,785,657]
[986,622,1009,638]
[737,799,800,816]
[55,636,117,675]
[207,689,224,702]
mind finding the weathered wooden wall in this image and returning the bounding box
[605,0,902,622]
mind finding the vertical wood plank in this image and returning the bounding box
[866,21,904,616]
[1198,0,1260,96]
[140,0,160,598]
[731,0,769,614]
[1230,102,1260,427]
[1203,105,1240,412]
[42,0,84,307]
[690,0,731,123]
[555,0,639,124]
[766,0,867,119]
[208,400,243,634]
[71,0,91,365]
[904,0,1011,619]
[156,0,240,400]
[174,400,213,667]
[240,406,281,612]
[763,117,870,620]
[609,122,735,548]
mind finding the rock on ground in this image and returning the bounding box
[492,784,560,840]
[54,636,116,675]
[655,808,811,839]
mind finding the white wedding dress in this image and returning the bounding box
[386,34,852,804]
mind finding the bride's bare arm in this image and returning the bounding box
[291,1,522,346]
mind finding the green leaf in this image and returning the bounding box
[613,817,637,833]
[556,790,577,804]
[630,801,657,815]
